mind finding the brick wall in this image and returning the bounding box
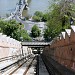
[43,25,75,71]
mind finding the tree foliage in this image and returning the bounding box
[0,20,31,41]
[44,0,75,41]
[41,13,49,22]
[34,11,43,17]
[32,11,48,22]
[31,25,41,38]
[32,16,41,22]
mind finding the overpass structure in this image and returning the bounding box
[22,42,50,54]
[22,42,50,48]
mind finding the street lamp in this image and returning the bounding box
[70,17,74,25]
[20,37,24,57]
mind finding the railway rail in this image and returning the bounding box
[0,55,36,75]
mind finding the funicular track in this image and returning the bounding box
[10,56,36,75]
[0,55,36,75]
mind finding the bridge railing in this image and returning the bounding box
[22,42,50,46]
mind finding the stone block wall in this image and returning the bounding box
[0,33,21,58]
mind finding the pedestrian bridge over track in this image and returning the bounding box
[22,42,50,47]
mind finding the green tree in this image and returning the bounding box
[31,25,41,38]
[34,11,43,17]
[32,11,43,22]
[44,0,75,40]
[32,11,49,22]
[41,13,49,22]
[20,29,31,41]
[0,20,31,41]
[44,4,62,40]
[32,16,41,22]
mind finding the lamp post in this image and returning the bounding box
[20,37,24,57]
[70,17,74,25]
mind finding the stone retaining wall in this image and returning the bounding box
[0,33,21,58]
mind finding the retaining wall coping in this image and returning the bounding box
[71,25,75,32]
[65,29,71,37]
[61,32,66,39]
